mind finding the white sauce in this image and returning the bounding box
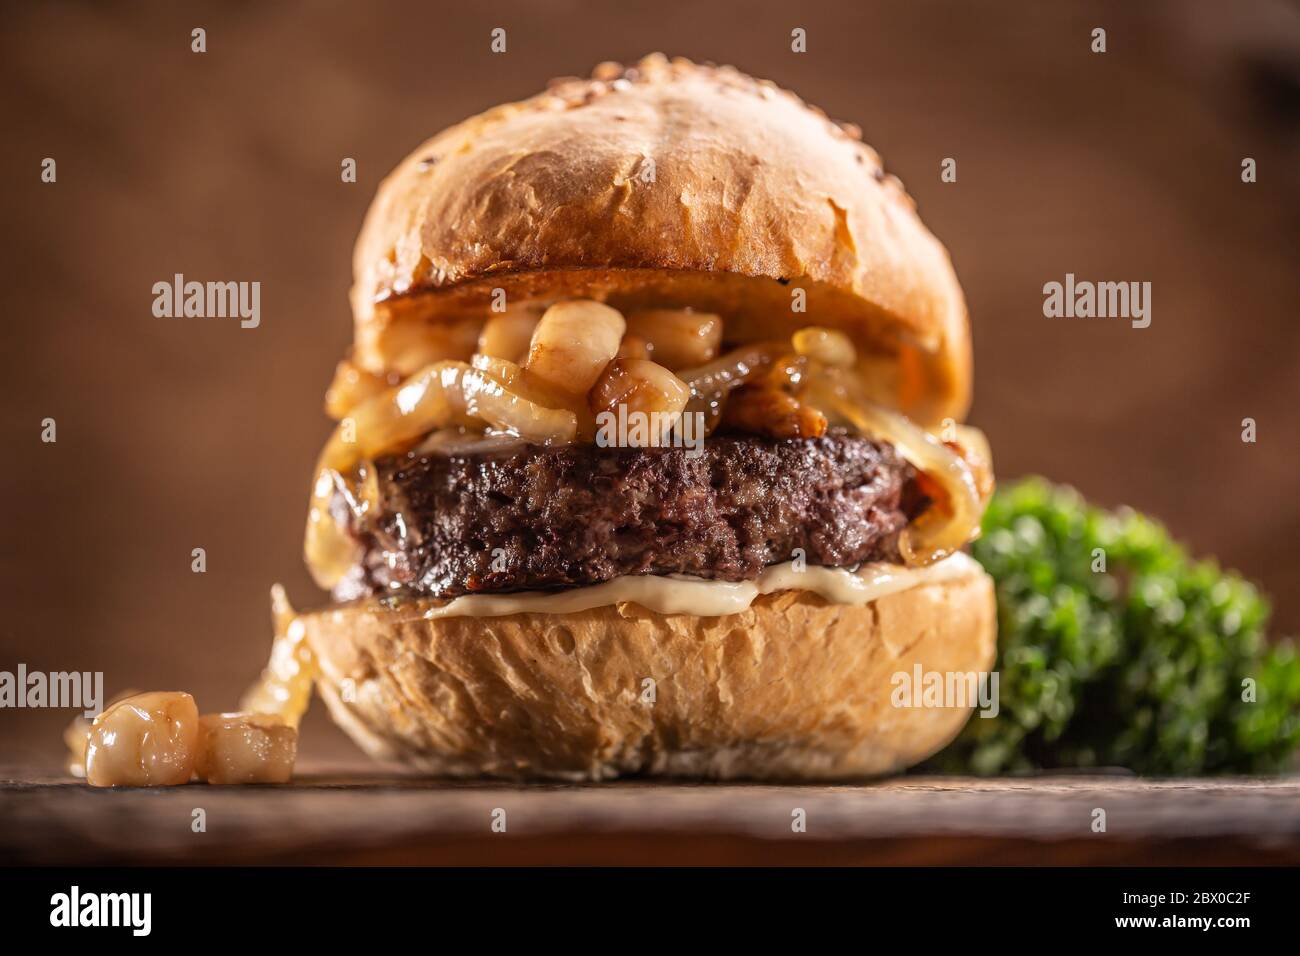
[420,552,979,620]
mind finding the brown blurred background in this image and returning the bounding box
[2,0,1298,763]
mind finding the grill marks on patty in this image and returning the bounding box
[331,431,921,602]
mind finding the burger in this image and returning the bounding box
[299,54,997,781]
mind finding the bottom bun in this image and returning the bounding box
[304,562,996,781]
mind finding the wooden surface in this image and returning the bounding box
[2,763,1298,865]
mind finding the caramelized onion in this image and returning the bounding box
[477,308,541,362]
[804,371,983,565]
[65,688,141,778]
[625,309,723,369]
[677,342,785,396]
[324,359,390,420]
[463,367,579,444]
[950,424,996,502]
[722,386,827,439]
[526,300,625,395]
[470,353,587,440]
[362,315,483,377]
[616,333,652,361]
[792,327,856,368]
[682,389,726,436]
[588,358,690,421]
[763,352,809,390]
[239,584,317,729]
[413,428,527,457]
[305,360,577,586]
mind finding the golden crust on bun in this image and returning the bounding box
[305,562,996,781]
[350,54,971,426]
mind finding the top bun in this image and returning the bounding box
[351,54,971,425]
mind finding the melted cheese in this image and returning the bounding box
[419,552,979,620]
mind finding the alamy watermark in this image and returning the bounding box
[50,886,151,936]
[152,273,260,328]
[1043,273,1150,328]
[0,664,103,718]
[594,404,706,459]
[891,665,1000,718]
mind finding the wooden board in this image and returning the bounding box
[3,762,1298,865]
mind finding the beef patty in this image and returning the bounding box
[330,430,921,601]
